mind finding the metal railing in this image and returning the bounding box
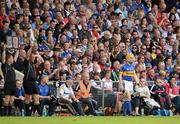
[48,80,180,110]
[0,80,179,110]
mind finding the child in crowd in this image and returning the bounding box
[122,91,132,116]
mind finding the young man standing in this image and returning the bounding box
[119,54,137,94]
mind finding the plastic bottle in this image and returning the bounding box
[169,110,173,116]
[43,106,47,116]
[157,109,161,116]
[141,108,144,116]
[21,109,25,117]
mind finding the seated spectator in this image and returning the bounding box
[0,0,179,117]
[39,75,56,116]
[167,76,180,115]
[58,76,84,116]
[133,78,160,115]
[75,72,97,115]
[102,70,121,114]
[14,80,25,116]
[150,78,171,109]
[90,72,102,89]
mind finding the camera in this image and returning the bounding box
[50,95,57,102]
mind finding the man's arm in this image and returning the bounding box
[14,49,19,62]
[2,44,6,64]
[26,45,33,60]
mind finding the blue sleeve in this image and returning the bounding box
[48,85,51,96]
[22,88,25,97]
[38,85,42,95]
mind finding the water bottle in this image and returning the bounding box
[43,106,47,117]
[17,108,21,116]
[21,109,25,117]
[157,109,161,116]
[169,110,173,116]
[141,108,144,116]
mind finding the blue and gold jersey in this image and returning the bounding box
[120,63,135,81]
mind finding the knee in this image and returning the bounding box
[9,99,14,106]
[34,100,40,105]
[4,97,10,106]
[4,100,9,106]
[33,96,40,105]
[25,95,32,104]
[25,98,31,104]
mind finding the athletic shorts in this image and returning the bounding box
[123,80,134,94]
[4,84,16,96]
[23,80,39,95]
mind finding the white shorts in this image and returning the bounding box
[123,80,134,94]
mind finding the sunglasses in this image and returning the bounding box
[91,40,96,42]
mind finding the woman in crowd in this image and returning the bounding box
[167,76,180,115]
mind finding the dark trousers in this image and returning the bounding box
[80,98,97,115]
[40,99,56,116]
[59,99,84,115]
[0,91,3,116]
[172,96,180,114]
[72,101,85,115]
[154,94,171,109]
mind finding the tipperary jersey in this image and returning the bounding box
[120,63,135,81]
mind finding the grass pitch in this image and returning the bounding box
[0,116,180,124]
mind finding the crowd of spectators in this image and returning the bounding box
[0,0,180,116]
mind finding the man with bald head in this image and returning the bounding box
[78,22,92,40]
[40,60,59,81]
[75,71,97,115]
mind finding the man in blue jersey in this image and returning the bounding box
[38,75,56,116]
[119,54,137,94]
[14,80,25,116]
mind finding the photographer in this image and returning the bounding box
[38,75,56,116]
